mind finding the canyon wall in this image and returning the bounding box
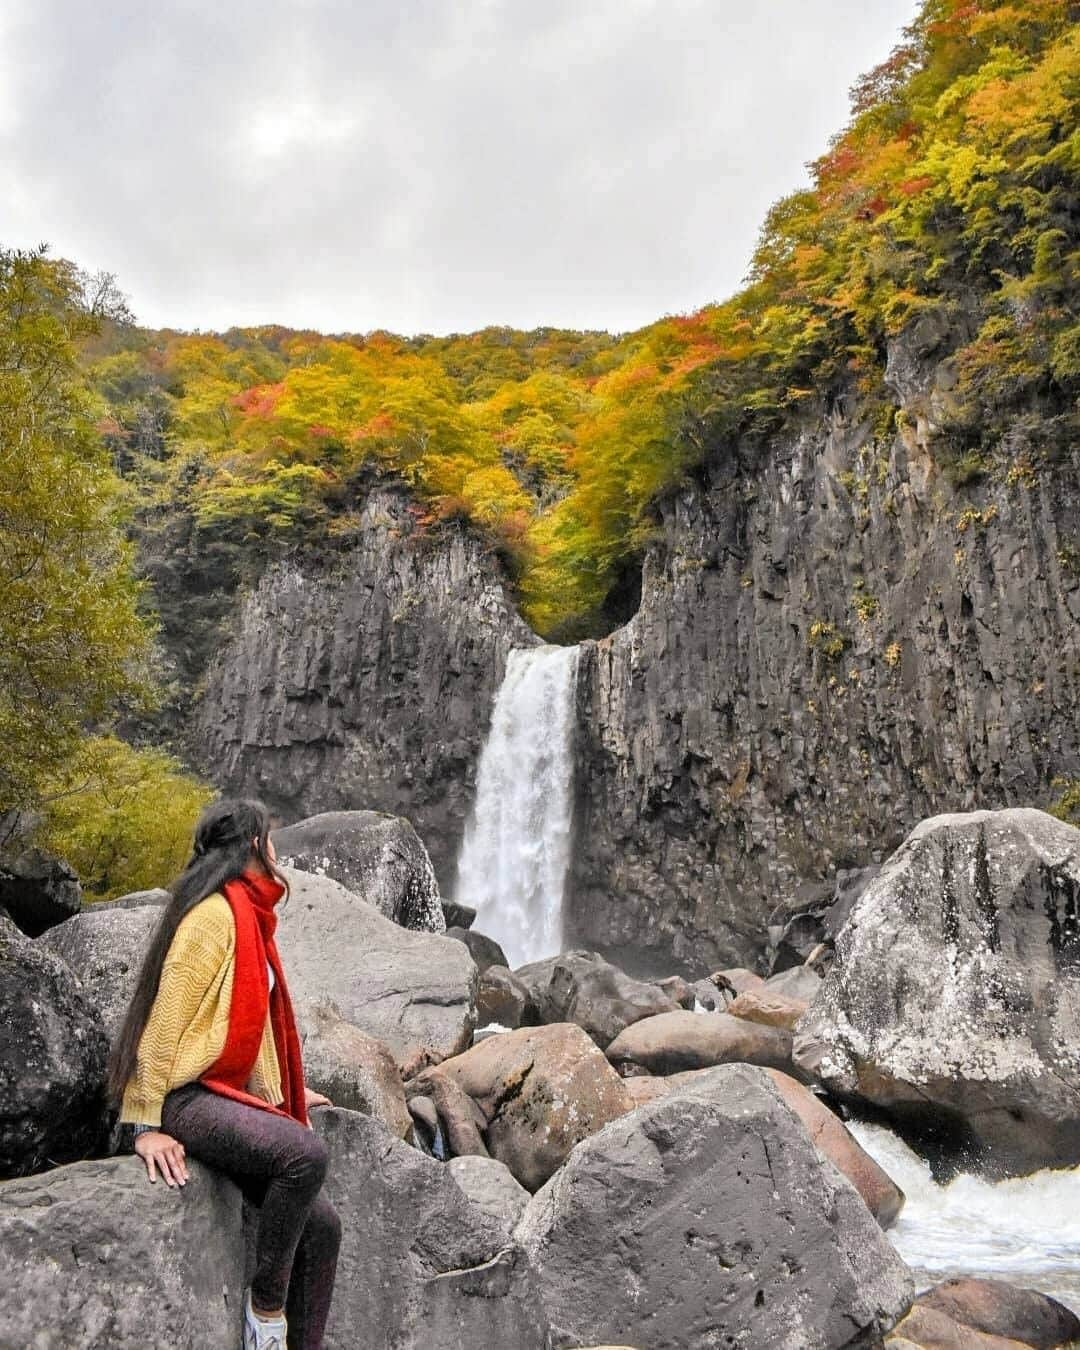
[179,341,1080,975]
[567,335,1080,974]
[190,487,538,890]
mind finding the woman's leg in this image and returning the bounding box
[285,1190,342,1350]
[161,1085,338,1344]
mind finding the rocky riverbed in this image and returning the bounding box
[2,806,1080,1347]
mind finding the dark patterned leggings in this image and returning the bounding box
[161,1083,341,1350]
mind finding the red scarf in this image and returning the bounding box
[200,868,308,1125]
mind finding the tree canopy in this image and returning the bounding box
[0,247,154,814]
[76,0,1080,639]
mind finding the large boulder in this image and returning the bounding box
[728,987,809,1031]
[886,1303,1032,1348]
[273,810,445,932]
[476,965,529,1029]
[277,866,477,1064]
[298,1002,411,1137]
[0,915,109,1178]
[795,809,1080,1174]
[447,1155,530,1241]
[515,1063,913,1349]
[914,1277,1080,1348]
[447,926,508,973]
[605,1009,794,1077]
[41,903,161,1040]
[94,887,169,910]
[0,1155,246,1347]
[514,950,679,1048]
[414,1023,632,1191]
[607,1066,904,1228]
[0,846,81,936]
[314,1107,549,1348]
[763,1070,905,1228]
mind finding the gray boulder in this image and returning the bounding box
[277,866,477,1064]
[298,1002,411,1137]
[0,1155,244,1346]
[605,1009,794,1077]
[93,887,169,910]
[42,903,160,1040]
[414,1023,633,1191]
[314,1107,549,1349]
[476,965,530,1029]
[447,1155,530,1241]
[763,963,823,1002]
[914,1276,1080,1347]
[441,899,476,930]
[514,950,679,1048]
[795,809,1080,1174]
[447,926,508,973]
[274,810,445,932]
[0,915,109,1178]
[0,846,81,936]
[515,1063,913,1349]
[0,1155,245,1348]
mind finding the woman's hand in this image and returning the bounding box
[304,1086,332,1111]
[134,1130,189,1188]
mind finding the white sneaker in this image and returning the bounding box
[243,1288,287,1350]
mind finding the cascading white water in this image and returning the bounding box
[849,1121,1080,1312]
[454,644,580,969]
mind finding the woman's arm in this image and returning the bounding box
[119,931,227,1127]
[119,899,234,1186]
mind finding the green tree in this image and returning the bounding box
[0,246,153,813]
[36,735,213,899]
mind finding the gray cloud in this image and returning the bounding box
[1,0,918,335]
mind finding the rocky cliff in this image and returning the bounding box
[567,331,1080,975]
[177,344,1079,976]
[190,486,538,890]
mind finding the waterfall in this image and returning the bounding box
[849,1120,1080,1312]
[454,644,580,969]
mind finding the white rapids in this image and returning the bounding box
[453,644,580,969]
[849,1120,1080,1312]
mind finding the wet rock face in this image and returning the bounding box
[795,809,1080,1175]
[515,1063,913,1350]
[568,392,1080,975]
[192,487,539,892]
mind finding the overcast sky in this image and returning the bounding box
[2,0,918,336]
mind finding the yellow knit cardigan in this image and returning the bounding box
[120,892,283,1127]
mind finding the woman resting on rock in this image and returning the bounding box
[107,798,340,1350]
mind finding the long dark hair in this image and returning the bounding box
[106,797,286,1106]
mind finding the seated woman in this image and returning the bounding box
[109,798,341,1350]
